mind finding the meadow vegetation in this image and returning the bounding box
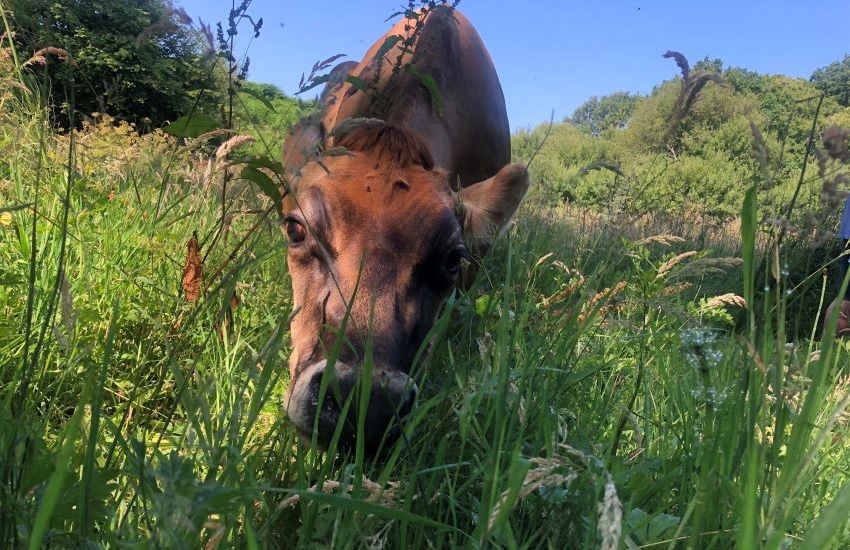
[2,1,850,548]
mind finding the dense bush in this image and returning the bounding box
[515,59,850,231]
[7,0,222,128]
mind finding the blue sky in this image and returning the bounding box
[177,1,850,130]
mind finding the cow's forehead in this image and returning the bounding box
[291,156,455,230]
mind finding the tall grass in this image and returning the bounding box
[2,13,850,550]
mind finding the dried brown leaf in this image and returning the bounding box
[182,233,204,303]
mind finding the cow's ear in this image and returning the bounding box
[282,121,325,179]
[457,163,530,254]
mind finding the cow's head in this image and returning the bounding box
[282,121,528,452]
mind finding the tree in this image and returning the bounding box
[231,81,315,155]
[693,57,724,74]
[8,0,222,128]
[570,92,642,137]
[811,55,850,107]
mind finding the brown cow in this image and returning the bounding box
[282,6,529,452]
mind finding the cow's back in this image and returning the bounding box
[322,8,510,189]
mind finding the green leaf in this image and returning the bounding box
[245,520,260,550]
[405,65,442,116]
[800,481,850,549]
[740,185,757,332]
[373,35,402,61]
[241,166,281,205]
[238,86,276,113]
[297,74,330,95]
[474,295,492,317]
[163,114,220,138]
[345,75,370,94]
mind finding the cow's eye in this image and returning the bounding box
[445,246,467,277]
[285,219,307,244]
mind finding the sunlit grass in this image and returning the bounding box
[2,21,850,550]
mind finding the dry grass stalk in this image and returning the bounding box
[543,273,587,309]
[662,50,724,143]
[199,158,215,190]
[215,134,255,160]
[656,251,697,279]
[0,78,30,93]
[817,126,850,214]
[634,234,686,246]
[277,476,400,510]
[203,521,226,550]
[534,252,554,267]
[596,476,622,550]
[704,293,747,309]
[579,281,627,323]
[673,256,743,280]
[23,47,72,68]
[488,456,578,531]
[661,281,693,296]
[833,374,850,425]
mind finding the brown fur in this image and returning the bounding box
[335,124,435,171]
[281,8,529,452]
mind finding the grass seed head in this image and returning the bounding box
[596,476,622,550]
[656,251,698,279]
[215,134,255,159]
[704,293,747,309]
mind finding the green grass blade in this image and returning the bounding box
[799,480,850,550]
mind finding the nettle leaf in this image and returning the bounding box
[238,86,276,112]
[241,165,282,205]
[314,53,347,72]
[384,9,419,22]
[405,65,442,116]
[238,155,285,174]
[297,73,330,95]
[163,114,219,138]
[345,75,370,94]
[373,35,402,61]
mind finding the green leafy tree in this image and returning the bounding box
[515,60,844,224]
[693,57,724,74]
[622,80,679,153]
[811,55,850,107]
[570,92,642,137]
[8,0,222,127]
[231,81,316,155]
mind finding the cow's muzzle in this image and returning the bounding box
[285,360,418,453]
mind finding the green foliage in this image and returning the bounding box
[812,55,850,107]
[570,92,641,137]
[621,79,679,153]
[7,0,221,127]
[517,59,849,229]
[2,8,850,548]
[231,81,315,156]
